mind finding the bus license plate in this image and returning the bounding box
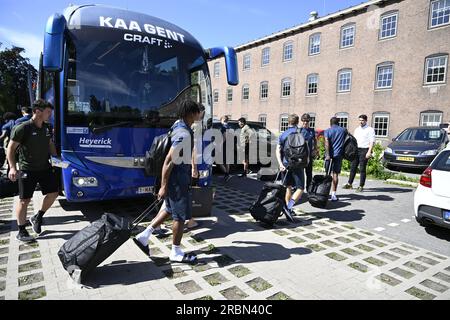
[138,187,153,194]
[444,210,450,221]
[396,156,415,162]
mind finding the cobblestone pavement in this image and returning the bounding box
[1,181,450,300]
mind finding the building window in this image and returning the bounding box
[430,0,450,28]
[260,81,269,100]
[424,54,448,84]
[309,33,321,55]
[242,85,250,100]
[336,112,349,129]
[308,113,316,130]
[337,69,352,92]
[214,62,220,77]
[373,113,390,137]
[307,74,318,95]
[380,12,398,39]
[280,115,289,132]
[376,62,394,89]
[340,24,355,48]
[259,114,267,127]
[261,47,270,66]
[281,78,292,98]
[420,111,443,126]
[227,88,233,102]
[243,54,251,71]
[283,41,293,62]
[213,90,219,103]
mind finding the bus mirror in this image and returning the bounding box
[207,47,239,86]
[43,13,67,72]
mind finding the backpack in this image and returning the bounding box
[144,129,172,177]
[343,133,358,161]
[283,128,310,169]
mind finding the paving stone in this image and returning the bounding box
[359,230,374,236]
[18,251,41,261]
[151,257,170,267]
[317,230,334,236]
[220,286,249,300]
[175,280,202,295]
[266,291,293,300]
[326,252,347,261]
[303,233,321,240]
[405,287,436,300]
[390,247,412,256]
[330,227,346,233]
[303,225,318,230]
[0,280,5,291]
[213,255,235,267]
[390,267,415,279]
[18,261,43,273]
[400,244,419,251]
[288,236,306,244]
[194,295,214,300]
[149,247,162,256]
[341,248,363,256]
[433,272,450,284]
[379,237,396,244]
[192,262,212,273]
[342,224,356,230]
[426,252,447,260]
[355,244,375,252]
[0,257,8,265]
[335,237,353,244]
[0,239,9,247]
[200,244,220,255]
[188,235,206,245]
[348,262,368,273]
[368,240,387,247]
[420,279,449,293]
[18,286,47,300]
[18,272,45,287]
[348,233,365,240]
[363,257,387,267]
[0,247,8,256]
[203,272,229,286]
[272,230,290,236]
[415,256,440,266]
[404,261,428,272]
[0,268,6,278]
[321,240,340,248]
[228,265,252,278]
[162,267,188,280]
[306,244,326,252]
[375,273,402,286]
[377,252,400,261]
[445,266,450,272]
[246,277,272,292]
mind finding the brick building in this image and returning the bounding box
[208,0,450,143]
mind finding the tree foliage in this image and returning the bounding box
[0,42,37,114]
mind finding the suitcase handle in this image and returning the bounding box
[131,197,164,230]
[275,169,289,185]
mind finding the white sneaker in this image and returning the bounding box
[331,194,338,202]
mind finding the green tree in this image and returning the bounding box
[0,43,37,114]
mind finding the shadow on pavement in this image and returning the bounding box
[362,187,414,194]
[339,193,395,202]
[310,209,365,222]
[424,225,450,242]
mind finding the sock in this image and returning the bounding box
[287,199,296,210]
[331,191,337,198]
[136,226,154,246]
[37,210,45,218]
[170,245,185,261]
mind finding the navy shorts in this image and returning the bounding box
[284,168,305,190]
[325,156,343,174]
[164,184,192,222]
[18,168,59,200]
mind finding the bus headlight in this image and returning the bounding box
[73,177,98,187]
[199,170,210,178]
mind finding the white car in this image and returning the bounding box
[414,144,450,230]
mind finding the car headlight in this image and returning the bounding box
[420,149,438,156]
[384,147,393,154]
[73,177,98,187]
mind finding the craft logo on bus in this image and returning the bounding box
[79,137,112,149]
[99,16,185,48]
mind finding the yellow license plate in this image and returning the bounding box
[396,156,415,162]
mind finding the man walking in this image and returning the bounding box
[299,113,317,191]
[324,117,346,202]
[219,115,231,181]
[343,114,375,192]
[238,117,253,177]
[7,100,59,242]
[134,100,201,263]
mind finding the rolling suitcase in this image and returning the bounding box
[57,198,163,283]
[249,171,288,227]
[308,159,333,208]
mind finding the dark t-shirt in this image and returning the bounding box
[324,125,346,158]
[10,120,52,171]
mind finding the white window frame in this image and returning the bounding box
[214,62,220,78]
[226,88,233,103]
[307,73,319,95]
[281,78,292,98]
[280,115,289,132]
[242,85,250,101]
[260,81,269,100]
[337,69,352,92]
[376,63,394,89]
[261,47,270,66]
[340,24,355,48]
[309,33,321,55]
[243,54,251,71]
[379,11,398,40]
[336,112,349,129]
[283,41,293,62]
[429,0,450,28]
[373,113,390,137]
[424,54,448,85]
[213,90,219,103]
[420,111,443,126]
[259,114,267,127]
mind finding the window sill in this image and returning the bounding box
[423,83,447,88]
[374,88,393,92]
[378,35,397,42]
[428,23,450,31]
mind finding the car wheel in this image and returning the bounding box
[415,216,429,227]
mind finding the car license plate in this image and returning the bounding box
[444,210,450,221]
[137,186,154,194]
[396,156,415,162]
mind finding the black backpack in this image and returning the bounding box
[343,133,358,161]
[144,129,172,177]
[283,128,309,169]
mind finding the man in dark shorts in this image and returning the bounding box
[7,99,59,242]
[134,100,201,263]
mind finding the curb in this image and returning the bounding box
[385,179,418,188]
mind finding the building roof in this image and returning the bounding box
[234,0,394,52]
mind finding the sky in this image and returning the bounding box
[0,0,365,69]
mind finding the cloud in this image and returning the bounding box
[0,27,43,60]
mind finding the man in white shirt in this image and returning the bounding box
[343,114,375,192]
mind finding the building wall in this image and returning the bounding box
[208,0,450,143]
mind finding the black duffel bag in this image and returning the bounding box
[0,176,19,199]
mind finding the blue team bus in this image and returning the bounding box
[37,4,238,202]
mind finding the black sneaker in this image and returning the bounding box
[16,230,35,242]
[30,213,43,235]
[283,206,295,223]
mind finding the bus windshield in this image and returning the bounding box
[65,28,211,129]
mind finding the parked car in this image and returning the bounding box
[414,143,450,230]
[383,126,449,170]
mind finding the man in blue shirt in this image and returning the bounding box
[299,113,317,191]
[14,106,32,126]
[324,117,346,201]
[134,100,201,264]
